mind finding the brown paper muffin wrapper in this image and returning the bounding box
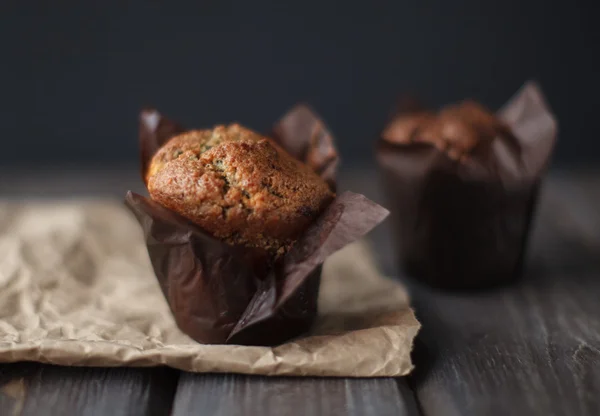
[377,82,558,289]
[127,105,388,345]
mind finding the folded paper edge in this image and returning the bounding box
[139,108,185,185]
[273,103,340,189]
[226,191,390,341]
[279,191,390,307]
[497,80,558,178]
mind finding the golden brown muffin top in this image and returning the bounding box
[146,124,334,254]
[382,101,514,162]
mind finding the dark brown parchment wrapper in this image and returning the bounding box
[126,105,388,345]
[377,82,558,289]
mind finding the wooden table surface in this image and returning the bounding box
[0,168,599,416]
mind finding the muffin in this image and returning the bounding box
[377,83,557,290]
[146,124,334,254]
[126,105,388,346]
[382,100,519,163]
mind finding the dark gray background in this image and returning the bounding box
[1,0,597,169]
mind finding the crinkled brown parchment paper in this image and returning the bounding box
[0,201,420,377]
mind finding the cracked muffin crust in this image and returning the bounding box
[147,124,334,253]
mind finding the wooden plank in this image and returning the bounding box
[172,373,420,416]
[407,176,600,416]
[0,363,39,416]
[0,363,179,416]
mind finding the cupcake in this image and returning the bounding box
[376,82,557,289]
[126,105,389,345]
